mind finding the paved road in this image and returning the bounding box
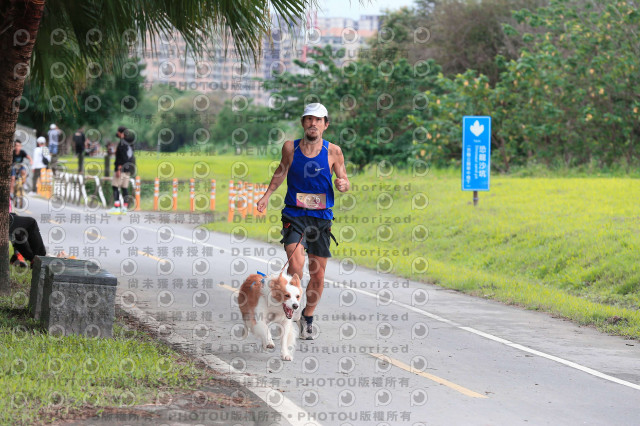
[23,196,640,426]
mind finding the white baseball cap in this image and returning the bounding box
[50,124,56,129]
[37,136,46,144]
[301,103,328,119]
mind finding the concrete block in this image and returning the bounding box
[29,256,98,320]
[40,259,117,338]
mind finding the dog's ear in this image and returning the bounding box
[291,273,301,288]
[268,277,277,289]
[269,275,284,290]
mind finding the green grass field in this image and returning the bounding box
[0,266,205,425]
[66,153,640,338]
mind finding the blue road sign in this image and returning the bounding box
[462,116,491,191]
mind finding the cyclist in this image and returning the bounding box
[10,140,32,201]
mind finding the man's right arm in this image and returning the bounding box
[257,140,293,213]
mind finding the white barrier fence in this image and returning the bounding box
[52,172,111,208]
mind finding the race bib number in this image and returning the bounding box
[296,193,326,209]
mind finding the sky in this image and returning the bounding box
[315,0,418,19]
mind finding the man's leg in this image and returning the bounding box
[282,215,305,278]
[32,168,41,193]
[296,217,333,340]
[112,186,120,205]
[304,254,328,316]
[121,185,129,210]
[120,173,131,210]
[20,170,28,192]
[297,254,327,340]
[108,186,122,214]
[285,242,305,280]
[51,147,58,175]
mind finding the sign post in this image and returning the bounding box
[462,116,491,206]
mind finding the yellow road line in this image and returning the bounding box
[218,283,239,293]
[369,353,488,399]
[84,230,105,240]
[137,250,163,262]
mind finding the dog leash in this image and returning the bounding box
[252,230,304,282]
[250,232,303,288]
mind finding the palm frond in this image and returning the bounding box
[28,0,319,104]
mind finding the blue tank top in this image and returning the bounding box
[283,139,334,220]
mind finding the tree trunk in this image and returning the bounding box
[0,0,46,293]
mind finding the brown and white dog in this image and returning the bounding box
[238,272,302,361]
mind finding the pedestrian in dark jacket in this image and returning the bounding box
[73,127,87,173]
[108,126,136,214]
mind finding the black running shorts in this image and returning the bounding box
[280,213,333,258]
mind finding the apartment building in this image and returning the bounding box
[139,14,380,105]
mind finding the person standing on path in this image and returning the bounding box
[30,136,50,194]
[73,127,87,173]
[108,126,136,214]
[47,124,61,173]
[257,103,350,340]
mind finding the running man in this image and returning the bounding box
[257,103,350,339]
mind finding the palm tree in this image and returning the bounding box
[0,0,316,291]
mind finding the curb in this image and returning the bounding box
[115,302,321,426]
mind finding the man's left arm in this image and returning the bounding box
[332,145,350,193]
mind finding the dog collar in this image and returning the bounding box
[254,271,267,287]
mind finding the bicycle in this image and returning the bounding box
[11,164,28,210]
[13,174,26,209]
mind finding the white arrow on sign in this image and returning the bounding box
[470,120,484,137]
